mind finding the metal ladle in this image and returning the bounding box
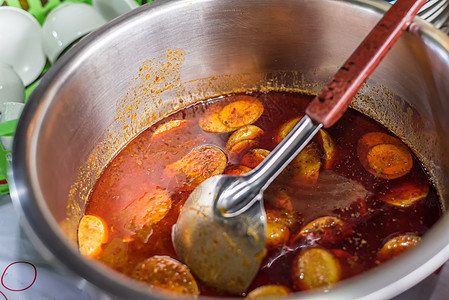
[172,0,426,294]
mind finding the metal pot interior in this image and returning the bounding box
[10,0,449,299]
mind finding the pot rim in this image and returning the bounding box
[9,0,449,299]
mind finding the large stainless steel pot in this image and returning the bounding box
[9,0,449,299]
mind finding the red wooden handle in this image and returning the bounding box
[305,0,426,128]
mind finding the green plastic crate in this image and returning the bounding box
[2,0,149,24]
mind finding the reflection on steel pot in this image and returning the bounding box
[8,0,449,299]
[384,0,449,32]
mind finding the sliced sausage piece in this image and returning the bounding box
[292,216,353,247]
[276,117,302,143]
[226,125,264,160]
[285,142,322,185]
[78,215,108,257]
[315,129,336,169]
[357,132,413,179]
[119,188,172,242]
[377,180,429,207]
[218,95,264,129]
[265,186,293,211]
[224,164,253,176]
[199,95,264,132]
[291,248,342,291]
[377,234,421,263]
[241,148,271,169]
[165,145,227,190]
[245,285,291,299]
[98,238,130,273]
[266,212,290,250]
[199,101,233,133]
[152,119,188,139]
[131,256,199,296]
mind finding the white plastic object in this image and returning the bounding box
[42,3,107,63]
[0,7,46,86]
[0,62,25,107]
[0,102,25,151]
[92,0,139,21]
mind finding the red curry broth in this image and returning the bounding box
[81,92,442,297]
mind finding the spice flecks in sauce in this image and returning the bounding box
[82,92,441,297]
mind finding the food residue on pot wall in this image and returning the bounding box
[65,49,445,249]
[66,49,186,240]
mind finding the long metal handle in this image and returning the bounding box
[306,0,426,128]
[217,116,321,217]
[247,116,321,190]
[216,0,426,217]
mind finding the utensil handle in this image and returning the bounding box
[305,0,426,128]
[217,0,426,217]
[219,116,321,217]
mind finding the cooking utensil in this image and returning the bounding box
[172,0,427,294]
[11,0,449,299]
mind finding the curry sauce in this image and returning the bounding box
[80,92,442,298]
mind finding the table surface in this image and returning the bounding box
[0,194,448,300]
[432,265,449,300]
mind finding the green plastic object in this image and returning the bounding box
[4,0,93,24]
[3,0,148,24]
[0,119,17,193]
[0,0,148,194]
